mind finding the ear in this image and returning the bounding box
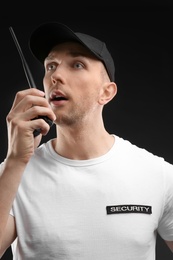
[98,82,117,105]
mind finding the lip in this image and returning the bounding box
[50,99,68,107]
[49,89,68,107]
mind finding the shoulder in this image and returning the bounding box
[115,135,164,161]
[115,135,173,176]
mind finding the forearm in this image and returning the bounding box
[0,157,27,242]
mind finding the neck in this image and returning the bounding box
[52,123,115,160]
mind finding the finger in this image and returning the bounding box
[30,117,53,136]
[22,105,56,123]
[17,116,52,137]
[11,88,45,110]
[12,95,52,114]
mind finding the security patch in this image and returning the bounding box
[106,204,152,215]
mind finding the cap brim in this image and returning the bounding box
[29,22,89,63]
[29,22,115,82]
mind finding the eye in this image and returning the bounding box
[73,62,84,69]
[46,63,57,71]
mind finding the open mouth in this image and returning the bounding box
[51,95,67,101]
[49,92,68,106]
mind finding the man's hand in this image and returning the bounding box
[6,88,56,163]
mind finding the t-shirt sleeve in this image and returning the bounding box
[158,160,173,241]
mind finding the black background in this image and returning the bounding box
[1,2,173,259]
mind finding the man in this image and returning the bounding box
[0,22,173,259]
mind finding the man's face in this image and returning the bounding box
[43,42,109,126]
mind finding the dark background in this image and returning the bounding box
[1,2,173,259]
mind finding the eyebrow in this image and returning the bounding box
[45,49,92,62]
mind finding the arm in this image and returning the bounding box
[0,88,56,256]
[0,215,16,258]
[0,156,28,256]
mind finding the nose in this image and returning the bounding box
[51,75,57,85]
[51,66,64,85]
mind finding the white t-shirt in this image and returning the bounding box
[6,135,173,259]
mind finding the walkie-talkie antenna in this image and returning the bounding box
[9,26,54,137]
[9,26,37,89]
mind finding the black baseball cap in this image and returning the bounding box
[29,22,115,82]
